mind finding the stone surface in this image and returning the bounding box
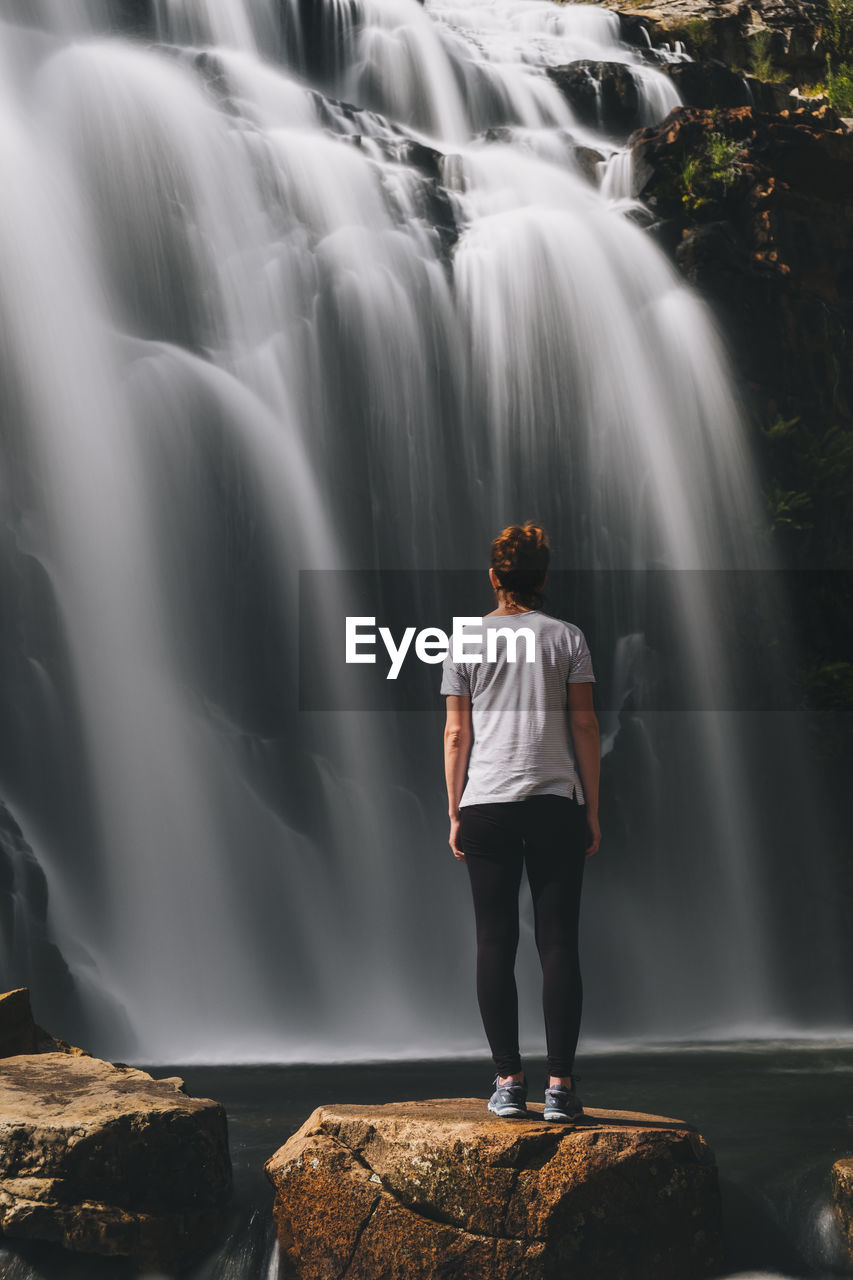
[0,988,36,1058]
[833,1158,853,1265]
[662,58,753,107]
[548,62,642,136]
[629,103,853,431]
[0,1052,232,1266]
[0,985,90,1059]
[265,1098,724,1280]
[604,0,827,80]
[0,803,82,1038]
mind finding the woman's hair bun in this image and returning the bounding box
[490,522,550,607]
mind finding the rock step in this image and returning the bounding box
[0,1051,232,1266]
[265,1098,724,1280]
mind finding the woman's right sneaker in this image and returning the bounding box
[543,1082,584,1123]
[487,1073,529,1118]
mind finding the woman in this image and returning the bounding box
[440,522,600,1122]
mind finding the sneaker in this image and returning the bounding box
[543,1078,584,1123]
[487,1073,529,1118]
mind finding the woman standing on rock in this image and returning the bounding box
[440,522,600,1122]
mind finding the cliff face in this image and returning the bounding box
[545,0,853,852]
[601,0,828,80]
[630,103,853,433]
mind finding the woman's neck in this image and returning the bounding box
[487,600,537,617]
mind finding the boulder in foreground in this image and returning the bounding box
[833,1158,853,1268]
[265,1098,723,1279]
[0,1050,232,1267]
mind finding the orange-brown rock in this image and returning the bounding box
[833,1157,853,1265]
[0,1051,232,1267]
[264,1098,723,1280]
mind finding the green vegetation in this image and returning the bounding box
[680,130,748,212]
[762,413,853,746]
[748,28,779,81]
[823,0,853,65]
[820,0,853,113]
[827,62,853,114]
[667,15,715,57]
[763,415,853,565]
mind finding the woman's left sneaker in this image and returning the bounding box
[487,1074,528,1118]
[543,1082,584,1123]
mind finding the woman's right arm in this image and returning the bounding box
[568,682,601,857]
[444,695,472,861]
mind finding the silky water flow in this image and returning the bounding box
[0,0,847,1063]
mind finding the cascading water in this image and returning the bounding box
[0,0,847,1063]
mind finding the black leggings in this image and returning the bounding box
[459,794,587,1078]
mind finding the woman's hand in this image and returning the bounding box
[449,814,465,862]
[585,811,601,858]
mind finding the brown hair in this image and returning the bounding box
[490,522,550,610]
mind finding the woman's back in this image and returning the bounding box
[440,610,595,806]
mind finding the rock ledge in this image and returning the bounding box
[265,1098,723,1279]
[0,1049,232,1266]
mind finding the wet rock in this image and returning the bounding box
[0,1050,232,1267]
[0,803,82,1038]
[662,58,752,106]
[110,0,155,34]
[0,986,91,1060]
[834,1158,853,1266]
[548,61,642,136]
[610,0,826,80]
[658,54,810,113]
[265,1098,724,1280]
[787,84,832,109]
[618,11,661,49]
[0,989,36,1058]
[630,103,853,429]
[575,145,609,184]
[745,74,802,111]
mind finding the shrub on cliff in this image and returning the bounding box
[824,0,853,65]
[820,0,853,111]
[749,29,772,78]
[666,15,715,57]
[680,130,748,213]
[827,62,853,113]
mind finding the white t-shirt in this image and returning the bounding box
[439,610,595,807]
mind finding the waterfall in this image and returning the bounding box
[0,0,846,1062]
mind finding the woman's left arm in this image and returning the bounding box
[444,695,472,861]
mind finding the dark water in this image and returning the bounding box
[1,1046,851,1279]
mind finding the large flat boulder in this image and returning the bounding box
[264,1098,723,1280]
[0,1052,232,1267]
